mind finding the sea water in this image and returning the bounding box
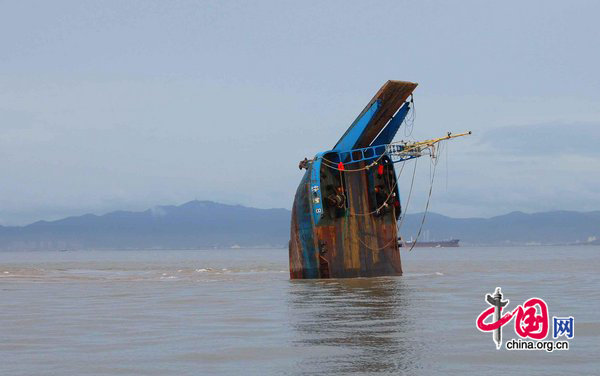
[1,246,598,375]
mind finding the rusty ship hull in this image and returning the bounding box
[289,81,418,279]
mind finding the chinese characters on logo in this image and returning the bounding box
[553,317,574,339]
[476,287,573,351]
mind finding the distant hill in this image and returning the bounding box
[400,210,600,246]
[0,201,290,251]
[0,201,598,250]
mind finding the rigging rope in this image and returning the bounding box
[356,195,401,252]
[345,159,407,217]
[351,161,408,251]
[320,154,383,172]
[353,159,415,252]
[396,157,418,232]
[317,130,467,173]
[406,141,442,252]
[333,143,437,252]
[310,130,468,253]
[403,94,415,137]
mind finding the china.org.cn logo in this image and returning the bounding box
[476,287,574,352]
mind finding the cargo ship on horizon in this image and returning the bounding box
[401,238,460,248]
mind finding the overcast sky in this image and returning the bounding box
[1,1,599,225]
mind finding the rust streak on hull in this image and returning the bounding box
[289,159,403,279]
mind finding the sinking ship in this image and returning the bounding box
[289,80,469,279]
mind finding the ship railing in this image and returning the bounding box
[329,143,421,166]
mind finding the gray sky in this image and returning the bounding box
[1,0,599,225]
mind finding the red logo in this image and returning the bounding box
[477,297,549,340]
[476,287,574,351]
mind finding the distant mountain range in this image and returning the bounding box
[0,200,598,251]
[0,201,289,251]
[399,211,600,246]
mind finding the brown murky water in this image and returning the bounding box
[1,246,598,375]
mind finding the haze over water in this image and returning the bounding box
[1,246,598,375]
